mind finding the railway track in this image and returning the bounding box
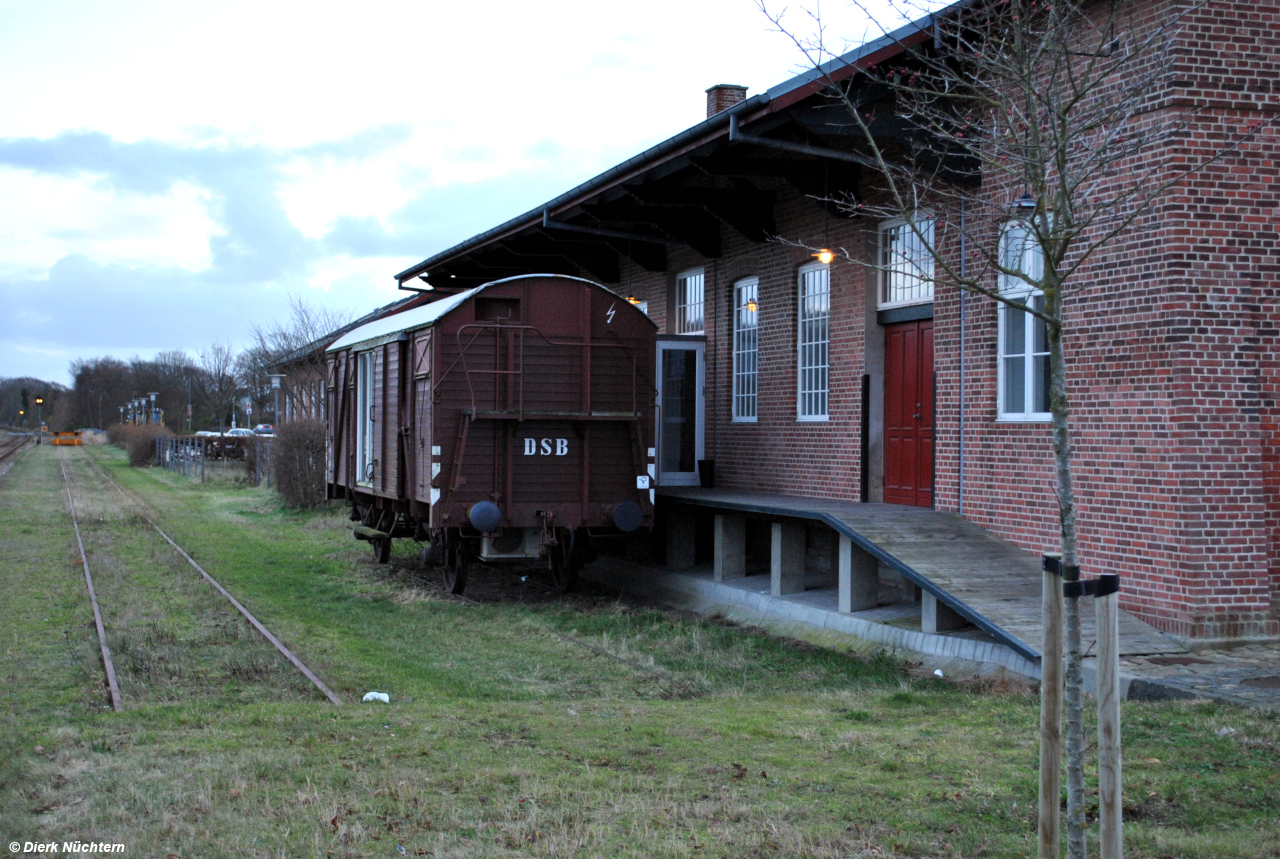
[0,432,31,470]
[60,460,124,712]
[62,448,343,708]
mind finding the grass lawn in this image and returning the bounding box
[1,444,1276,858]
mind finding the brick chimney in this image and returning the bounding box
[705,84,748,118]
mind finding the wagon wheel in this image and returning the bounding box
[442,544,469,595]
[548,529,579,594]
[371,536,391,564]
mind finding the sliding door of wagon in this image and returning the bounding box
[656,341,704,487]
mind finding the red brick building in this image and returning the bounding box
[392,0,1278,643]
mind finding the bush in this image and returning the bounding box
[274,419,327,509]
[105,423,130,447]
[107,423,174,467]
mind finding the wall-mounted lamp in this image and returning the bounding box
[813,248,834,265]
[745,297,759,313]
[626,295,641,306]
[1009,190,1037,212]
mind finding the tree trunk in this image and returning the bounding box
[1047,305,1086,859]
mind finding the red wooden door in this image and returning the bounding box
[884,320,934,507]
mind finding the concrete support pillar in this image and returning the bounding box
[838,535,879,613]
[771,521,806,596]
[666,508,696,570]
[921,591,968,633]
[713,514,746,581]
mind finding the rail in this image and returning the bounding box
[59,459,124,712]
[81,450,342,705]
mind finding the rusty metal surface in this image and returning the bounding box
[83,452,343,706]
[60,459,124,713]
[327,275,657,534]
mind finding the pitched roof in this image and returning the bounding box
[392,10,943,287]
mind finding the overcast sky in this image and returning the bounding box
[0,0,890,385]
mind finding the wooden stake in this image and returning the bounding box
[1096,575,1123,859]
[1039,556,1064,858]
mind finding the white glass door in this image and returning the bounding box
[656,341,705,487]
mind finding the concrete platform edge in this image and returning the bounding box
[584,559,1042,681]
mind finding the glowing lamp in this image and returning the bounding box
[626,295,641,306]
[745,298,759,313]
[814,249,834,265]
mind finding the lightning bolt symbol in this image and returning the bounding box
[606,302,616,324]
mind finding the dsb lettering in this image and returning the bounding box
[523,438,569,456]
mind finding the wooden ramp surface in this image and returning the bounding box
[659,488,1185,661]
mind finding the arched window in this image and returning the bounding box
[732,277,759,421]
[998,222,1050,420]
[797,262,830,420]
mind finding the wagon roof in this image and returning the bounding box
[325,274,637,353]
[326,285,482,353]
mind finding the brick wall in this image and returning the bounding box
[611,0,1277,641]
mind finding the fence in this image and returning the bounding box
[249,438,274,488]
[155,435,274,487]
[156,435,207,482]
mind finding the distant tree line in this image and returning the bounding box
[6,298,352,434]
[0,377,71,429]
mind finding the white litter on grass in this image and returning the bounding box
[934,669,944,678]
[1216,726,1236,737]
[362,692,390,703]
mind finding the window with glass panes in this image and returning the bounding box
[732,277,759,421]
[675,269,704,334]
[879,216,935,307]
[998,222,1050,419]
[797,263,830,420]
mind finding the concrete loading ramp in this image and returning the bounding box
[657,487,1185,663]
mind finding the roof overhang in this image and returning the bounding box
[394,8,950,292]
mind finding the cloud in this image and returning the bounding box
[0,129,417,382]
[0,121,659,384]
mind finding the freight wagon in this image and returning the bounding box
[325,274,658,594]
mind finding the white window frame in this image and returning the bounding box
[797,262,830,421]
[997,221,1051,422]
[732,276,759,422]
[878,214,935,308]
[675,268,705,335]
[355,351,375,484]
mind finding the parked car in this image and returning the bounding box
[226,428,255,437]
[252,424,274,435]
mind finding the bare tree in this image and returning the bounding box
[236,344,275,426]
[199,343,241,433]
[249,295,351,421]
[761,0,1273,855]
[69,357,134,429]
